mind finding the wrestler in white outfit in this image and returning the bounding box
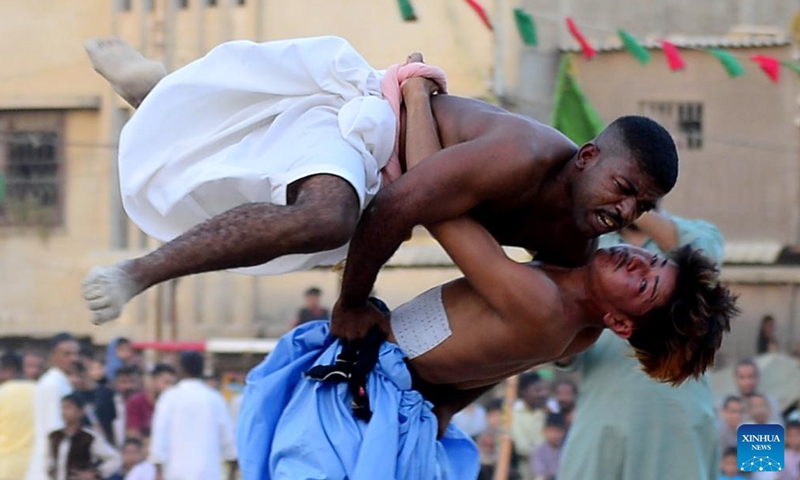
[120,36,396,274]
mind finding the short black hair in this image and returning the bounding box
[735,358,759,375]
[78,342,95,360]
[124,437,143,449]
[62,393,85,409]
[116,338,131,348]
[786,420,800,432]
[517,371,542,392]
[722,395,742,409]
[748,392,767,403]
[485,398,504,412]
[72,361,86,375]
[553,379,577,394]
[723,446,738,459]
[179,351,204,378]
[151,363,176,377]
[604,115,679,194]
[49,333,76,350]
[0,352,23,374]
[115,365,141,378]
[544,412,566,429]
[305,287,322,296]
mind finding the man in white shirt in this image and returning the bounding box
[26,333,79,480]
[149,352,237,480]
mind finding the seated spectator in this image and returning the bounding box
[121,437,156,480]
[780,421,800,480]
[720,447,746,480]
[47,393,121,480]
[718,396,743,453]
[531,413,566,480]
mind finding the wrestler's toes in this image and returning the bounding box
[92,307,121,325]
[87,297,112,310]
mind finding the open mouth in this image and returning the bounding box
[595,211,619,232]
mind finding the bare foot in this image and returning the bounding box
[84,37,167,108]
[82,262,142,325]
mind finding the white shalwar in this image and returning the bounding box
[120,36,397,275]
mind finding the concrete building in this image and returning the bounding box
[1,0,799,363]
[0,0,502,346]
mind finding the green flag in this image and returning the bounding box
[514,8,537,46]
[550,54,604,145]
[396,0,417,22]
[618,29,650,65]
[707,49,745,78]
[782,61,800,76]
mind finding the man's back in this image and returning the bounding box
[149,379,236,480]
[0,379,36,480]
[559,331,718,480]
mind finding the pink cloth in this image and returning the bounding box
[378,63,448,185]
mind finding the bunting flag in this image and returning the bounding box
[660,40,685,71]
[514,8,537,46]
[463,0,493,30]
[751,55,781,83]
[550,55,605,145]
[707,49,745,78]
[782,61,800,75]
[618,29,650,65]
[396,0,417,22]
[566,17,596,60]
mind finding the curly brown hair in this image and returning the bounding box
[627,245,739,386]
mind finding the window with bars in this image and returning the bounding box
[0,112,63,228]
[640,102,703,150]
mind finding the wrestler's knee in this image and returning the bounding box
[291,175,360,250]
[305,208,358,250]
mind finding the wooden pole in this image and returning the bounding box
[493,375,519,480]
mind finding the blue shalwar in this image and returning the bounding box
[236,321,479,480]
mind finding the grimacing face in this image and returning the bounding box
[571,144,664,237]
[590,245,678,319]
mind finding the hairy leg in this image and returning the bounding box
[83,175,359,324]
[84,37,167,108]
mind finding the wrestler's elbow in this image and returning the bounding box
[363,192,418,235]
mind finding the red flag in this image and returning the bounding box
[751,55,781,83]
[566,17,595,60]
[660,40,685,70]
[463,0,493,30]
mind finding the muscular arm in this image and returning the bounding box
[338,103,535,309]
